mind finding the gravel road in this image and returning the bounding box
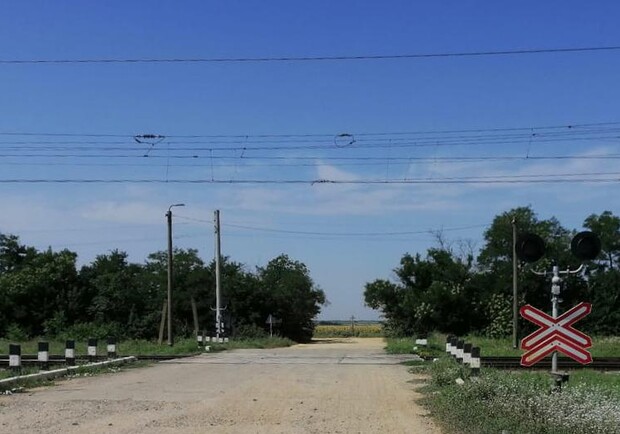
[0,338,439,433]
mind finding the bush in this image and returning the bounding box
[56,322,124,341]
[5,323,29,341]
[233,323,268,339]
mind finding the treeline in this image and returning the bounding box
[364,207,620,337]
[0,237,326,342]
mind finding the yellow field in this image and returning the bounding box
[314,323,384,337]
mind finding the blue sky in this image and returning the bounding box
[1,1,619,320]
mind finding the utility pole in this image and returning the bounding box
[512,218,518,349]
[350,315,355,335]
[166,203,185,346]
[214,210,222,340]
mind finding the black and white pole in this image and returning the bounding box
[65,340,75,366]
[107,337,117,358]
[88,338,97,362]
[470,347,481,376]
[463,343,472,366]
[445,335,452,354]
[450,337,458,358]
[197,330,204,347]
[9,344,21,372]
[456,340,464,364]
[38,341,50,370]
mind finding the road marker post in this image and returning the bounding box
[65,340,75,366]
[38,342,49,370]
[87,338,97,362]
[9,344,21,372]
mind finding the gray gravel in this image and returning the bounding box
[0,338,439,433]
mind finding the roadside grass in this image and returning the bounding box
[384,333,620,358]
[384,336,444,359]
[313,323,383,338]
[419,356,620,434]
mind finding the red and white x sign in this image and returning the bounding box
[520,302,592,367]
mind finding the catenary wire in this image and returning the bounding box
[1,45,620,64]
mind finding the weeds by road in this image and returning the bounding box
[385,333,620,358]
[415,356,620,434]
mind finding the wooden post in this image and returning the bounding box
[191,297,199,337]
[158,300,167,345]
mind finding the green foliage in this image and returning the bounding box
[0,233,325,343]
[365,207,620,337]
[233,323,268,339]
[365,248,477,336]
[257,254,326,342]
[56,322,124,341]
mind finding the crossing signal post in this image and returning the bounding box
[515,230,601,388]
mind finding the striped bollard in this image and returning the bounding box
[197,331,204,347]
[87,338,97,362]
[9,344,21,372]
[471,347,481,376]
[445,335,453,354]
[450,337,458,358]
[205,335,211,342]
[456,340,464,364]
[38,342,50,370]
[463,343,472,366]
[107,337,117,358]
[65,340,75,366]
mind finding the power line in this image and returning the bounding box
[0,153,617,161]
[1,132,618,151]
[175,214,489,237]
[0,177,617,184]
[2,45,620,65]
[1,121,619,139]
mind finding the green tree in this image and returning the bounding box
[79,250,155,338]
[364,248,476,336]
[0,241,81,337]
[144,248,210,337]
[583,210,620,270]
[257,254,326,342]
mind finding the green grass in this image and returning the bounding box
[459,334,620,357]
[384,332,620,358]
[419,356,620,434]
[384,336,445,358]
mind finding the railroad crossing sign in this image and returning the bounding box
[520,302,592,367]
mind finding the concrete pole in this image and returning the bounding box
[512,218,518,349]
[167,209,173,346]
[166,203,185,346]
[214,210,222,339]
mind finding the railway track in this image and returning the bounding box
[3,354,620,370]
[0,354,195,367]
[481,356,620,370]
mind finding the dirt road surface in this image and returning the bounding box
[0,338,439,433]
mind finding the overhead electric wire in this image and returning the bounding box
[1,132,619,152]
[1,121,619,139]
[2,45,620,65]
[0,177,617,184]
[174,214,489,237]
[0,153,618,162]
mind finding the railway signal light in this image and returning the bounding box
[571,231,601,261]
[515,233,546,263]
